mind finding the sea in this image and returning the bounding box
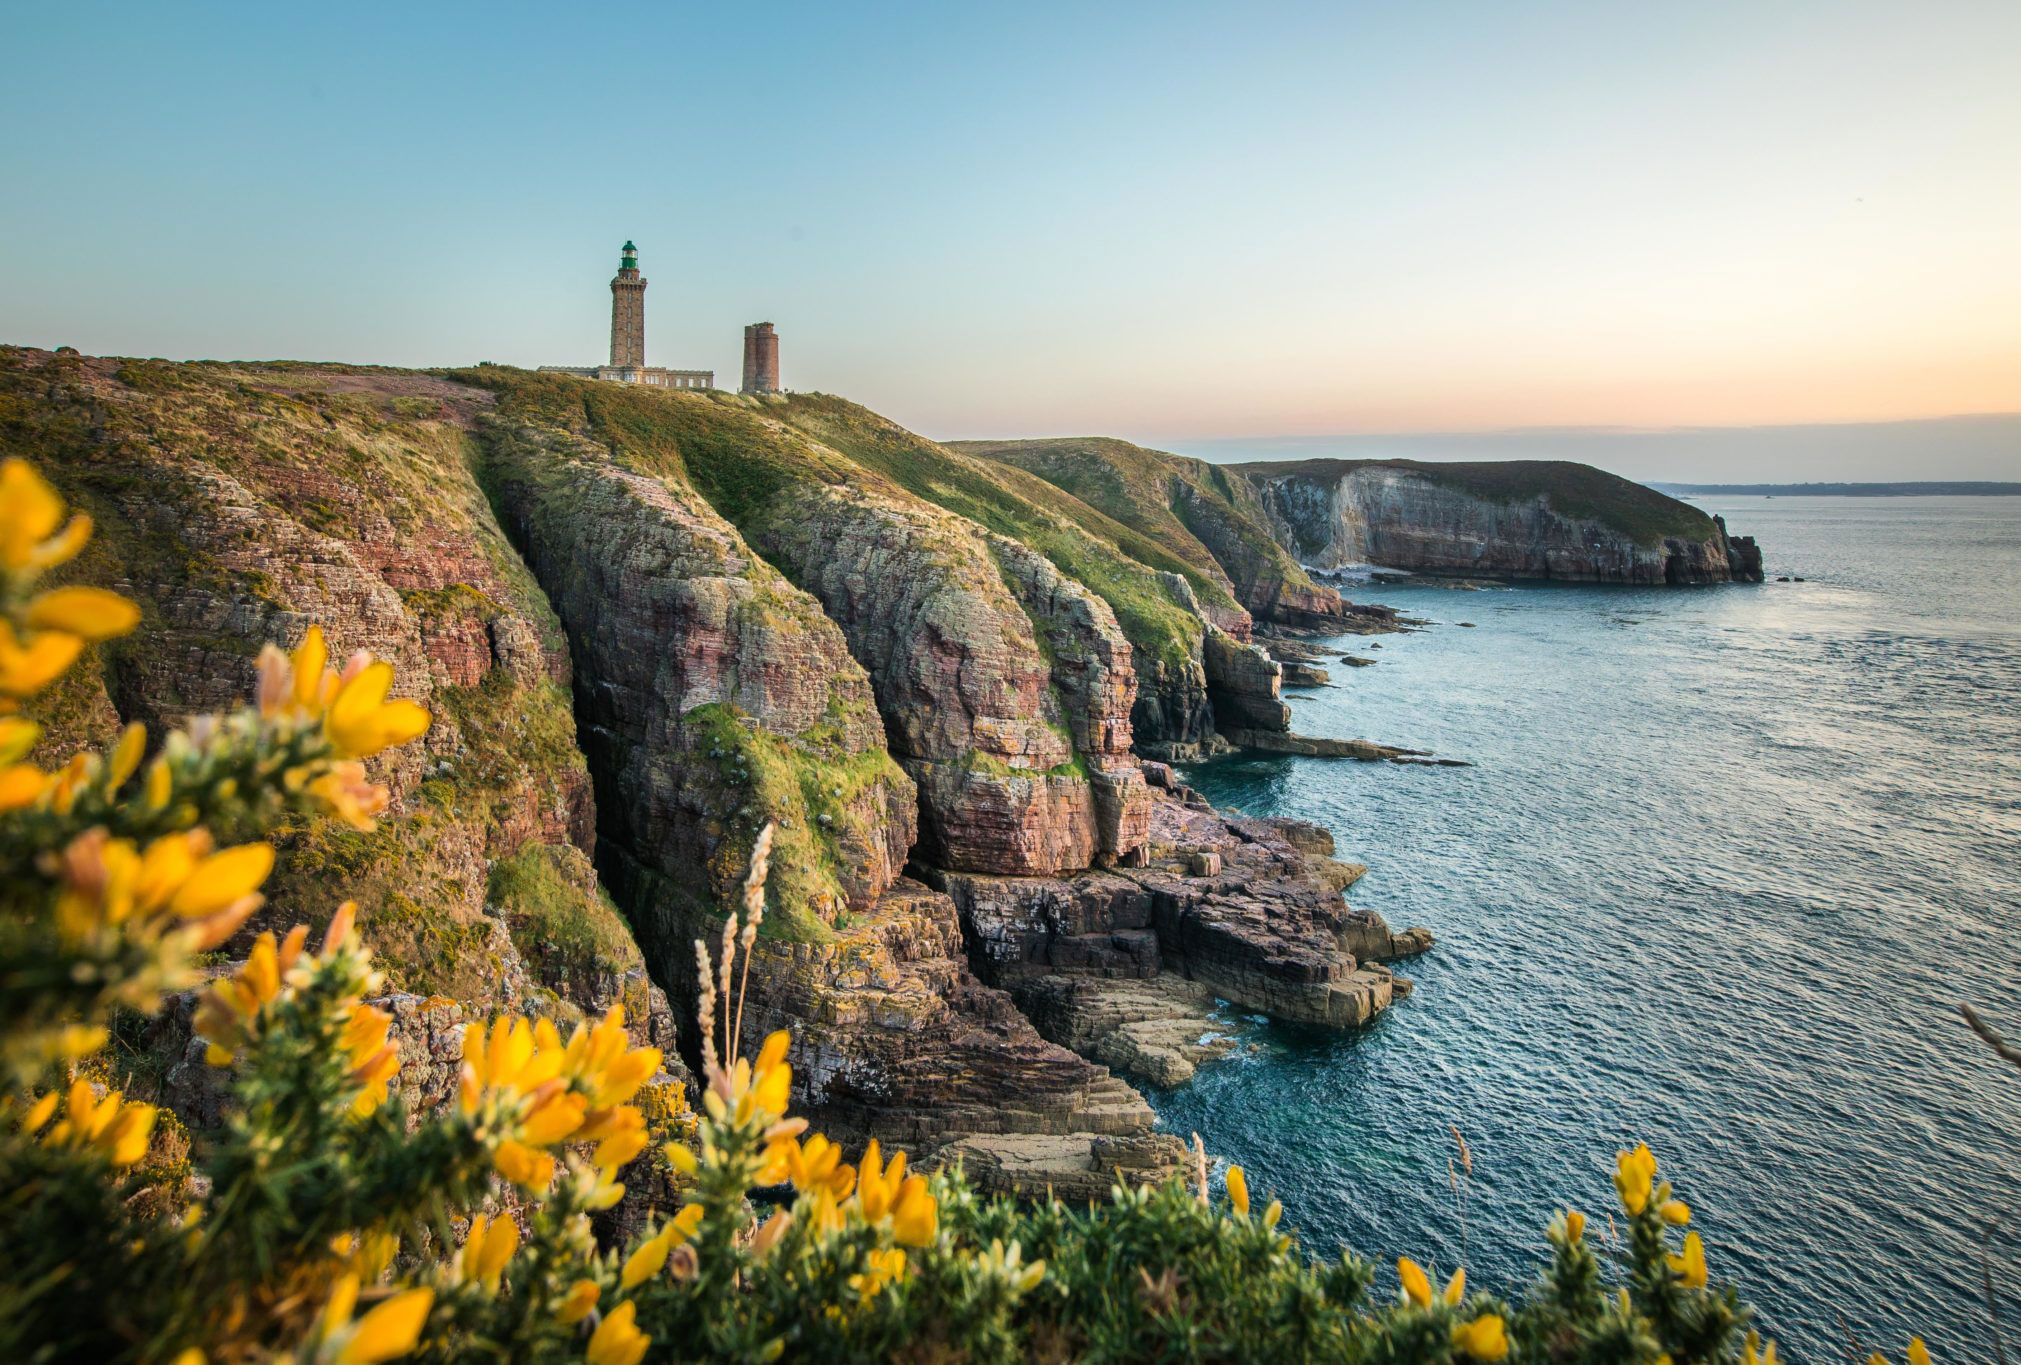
[1158,496,2021,1357]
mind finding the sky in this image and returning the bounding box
[2,0,2017,481]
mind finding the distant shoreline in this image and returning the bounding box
[1653,481,2021,497]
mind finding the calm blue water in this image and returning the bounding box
[1157,497,2021,1357]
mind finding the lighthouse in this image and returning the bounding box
[609,240,646,369]
[539,242,715,389]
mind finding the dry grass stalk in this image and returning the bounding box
[694,940,720,1079]
[732,823,776,1062]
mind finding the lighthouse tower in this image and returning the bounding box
[539,241,713,389]
[609,241,646,369]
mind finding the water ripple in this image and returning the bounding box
[1155,497,2021,1357]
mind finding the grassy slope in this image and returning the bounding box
[1235,457,1720,547]
[456,372,1206,678]
[952,436,1329,610]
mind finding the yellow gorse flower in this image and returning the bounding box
[1398,1256,1432,1308]
[1666,1229,1709,1289]
[254,627,432,761]
[620,1204,704,1289]
[555,1278,600,1325]
[851,1137,939,1247]
[457,1004,659,1189]
[1745,1331,1780,1365]
[702,1026,793,1128]
[457,1214,520,1293]
[341,998,400,1117]
[24,1077,157,1166]
[1226,1164,1249,1217]
[849,1245,909,1301]
[1451,1313,1510,1361]
[0,461,137,703]
[24,584,140,641]
[585,1299,649,1365]
[1395,1258,1466,1308]
[54,826,273,951]
[1614,1143,1657,1214]
[767,1130,857,1200]
[0,458,93,573]
[0,619,84,698]
[314,1272,434,1365]
[196,905,375,1070]
[974,1236,1046,1293]
[333,1229,400,1283]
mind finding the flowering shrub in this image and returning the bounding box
[0,456,1931,1363]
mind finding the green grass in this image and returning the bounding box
[452,367,867,527]
[680,702,911,942]
[459,369,1212,686]
[488,844,643,995]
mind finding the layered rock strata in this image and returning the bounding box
[923,783,1435,1086]
[1202,626,1292,733]
[756,401,1231,770]
[732,877,1186,1196]
[953,435,1391,634]
[476,418,916,931]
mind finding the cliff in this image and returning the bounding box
[1237,458,1765,584]
[758,400,1249,758]
[0,348,1433,1198]
[952,435,1403,629]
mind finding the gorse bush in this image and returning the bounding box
[0,455,1929,1363]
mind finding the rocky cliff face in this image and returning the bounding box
[1241,459,1765,584]
[8,350,1435,1199]
[460,374,1193,1189]
[928,773,1432,1089]
[747,482,1144,875]
[474,414,915,936]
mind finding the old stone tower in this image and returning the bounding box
[741,322,779,395]
[609,241,646,368]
